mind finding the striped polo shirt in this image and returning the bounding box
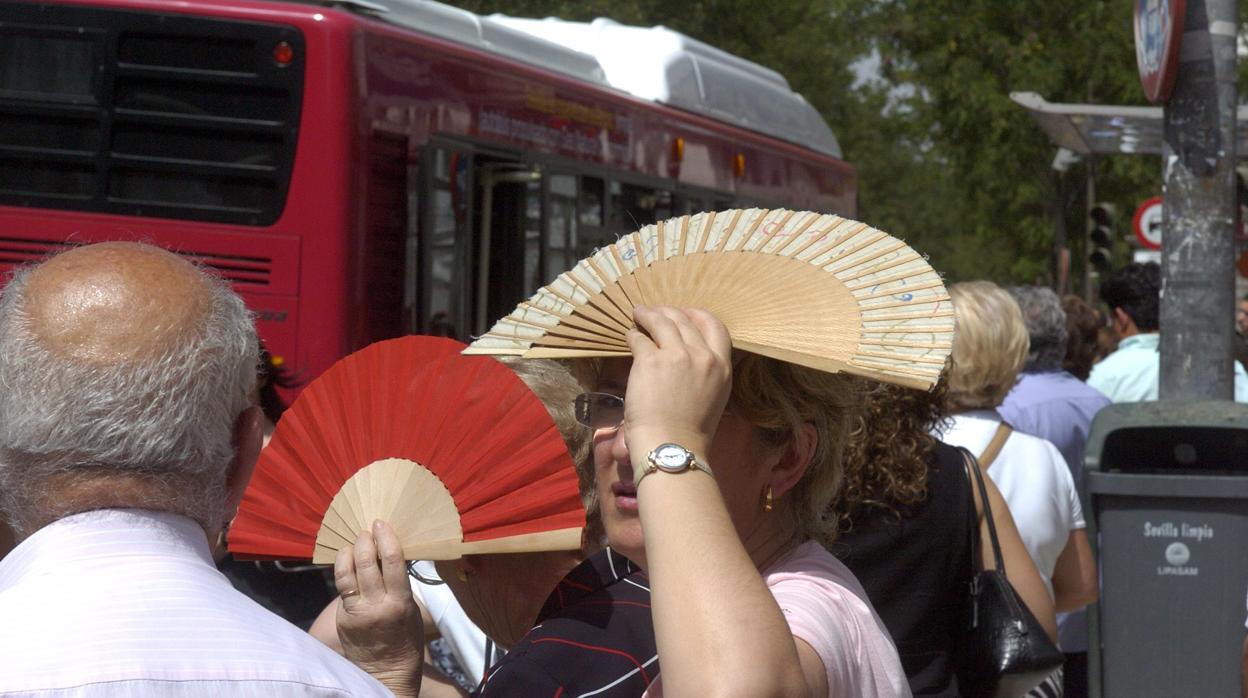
[477,547,657,698]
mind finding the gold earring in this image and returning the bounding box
[456,567,469,582]
[763,485,774,512]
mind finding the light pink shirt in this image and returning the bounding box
[643,541,911,698]
[0,509,389,697]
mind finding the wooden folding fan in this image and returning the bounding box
[228,336,585,563]
[464,208,954,390]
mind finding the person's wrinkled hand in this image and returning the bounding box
[335,520,423,697]
[624,305,733,460]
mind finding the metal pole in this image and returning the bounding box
[1085,157,1096,301]
[1053,172,1067,291]
[1159,0,1238,400]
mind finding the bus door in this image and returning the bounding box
[474,165,616,337]
[476,161,539,336]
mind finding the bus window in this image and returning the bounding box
[524,178,541,293]
[612,181,653,231]
[579,176,604,227]
[654,189,674,221]
[421,148,471,340]
[546,173,576,285]
[428,189,458,338]
[576,176,609,258]
[611,181,675,233]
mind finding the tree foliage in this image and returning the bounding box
[446,0,1197,285]
[860,0,1160,286]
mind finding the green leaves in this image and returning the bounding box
[841,0,1166,286]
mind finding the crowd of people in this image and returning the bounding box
[0,237,1220,697]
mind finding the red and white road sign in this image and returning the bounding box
[1133,196,1163,250]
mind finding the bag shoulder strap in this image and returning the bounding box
[959,448,982,571]
[961,446,1006,574]
[977,422,1013,469]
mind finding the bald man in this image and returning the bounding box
[0,243,390,696]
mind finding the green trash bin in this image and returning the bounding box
[1085,401,1248,698]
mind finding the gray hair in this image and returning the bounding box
[1006,286,1068,372]
[0,262,257,534]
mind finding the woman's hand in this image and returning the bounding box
[335,520,423,697]
[624,306,733,459]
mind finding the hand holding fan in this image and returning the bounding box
[228,336,585,563]
[465,208,954,389]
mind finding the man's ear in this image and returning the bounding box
[1112,307,1132,333]
[224,406,264,520]
[771,422,818,500]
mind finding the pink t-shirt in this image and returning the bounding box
[643,541,911,697]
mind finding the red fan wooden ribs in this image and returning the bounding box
[229,335,585,563]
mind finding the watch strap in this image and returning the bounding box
[634,462,659,487]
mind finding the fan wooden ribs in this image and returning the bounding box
[466,208,954,390]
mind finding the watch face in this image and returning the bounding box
[652,443,693,472]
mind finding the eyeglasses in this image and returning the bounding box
[574,392,624,429]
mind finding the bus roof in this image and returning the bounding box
[330,0,610,86]
[491,16,842,159]
[326,0,842,158]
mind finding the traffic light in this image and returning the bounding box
[1089,202,1116,273]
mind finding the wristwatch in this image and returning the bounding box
[636,443,713,486]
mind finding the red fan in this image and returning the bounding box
[229,336,585,563]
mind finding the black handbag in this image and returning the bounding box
[959,441,1065,698]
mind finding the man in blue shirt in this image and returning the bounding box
[1002,286,1111,479]
[1089,263,1248,402]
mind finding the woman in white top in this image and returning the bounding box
[936,283,1098,642]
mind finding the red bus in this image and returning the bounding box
[0,0,856,385]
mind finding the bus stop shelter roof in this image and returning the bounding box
[1011,91,1248,157]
